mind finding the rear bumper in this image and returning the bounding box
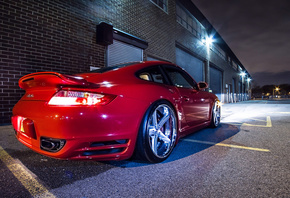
[13,125,133,161]
[12,98,148,161]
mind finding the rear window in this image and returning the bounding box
[90,62,138,73]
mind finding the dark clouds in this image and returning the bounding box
[251,71,290,87]
[191,0,290,86]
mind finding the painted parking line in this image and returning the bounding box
[222,116,272,128]
[269,112,290,114]
[242,116,272,127]
[0,146,55,198]
[183,139,270,152]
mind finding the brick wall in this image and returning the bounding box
[0,0,243,124]
[0,0,107,124]
[0,0,180,124]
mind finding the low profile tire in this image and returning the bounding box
[210,100,221,128]
[135,100,177,163]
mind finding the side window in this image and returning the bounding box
[164,66,197,89]
[138,66,165,84]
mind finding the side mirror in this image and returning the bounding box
[198,82,208,90]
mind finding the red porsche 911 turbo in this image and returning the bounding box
[12,61,221,163]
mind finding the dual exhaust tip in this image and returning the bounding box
[40,137,66,152]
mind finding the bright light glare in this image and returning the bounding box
[72,76,84,80]
[49,97,81,105]
[247,78,251,82]
[240,72,246,77]
[206,36,214,45]
[217,101,223,107]
[48,90,115,106]
[102,81,113,88]
[202,35,214,47]
[101,114,108,119]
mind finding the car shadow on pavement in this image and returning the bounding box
[1,123,240,189]
[167,123,240,162]
[108,123,240,167]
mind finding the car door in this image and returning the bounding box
[163,65,210,126]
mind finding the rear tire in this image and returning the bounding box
[135,100,177,163]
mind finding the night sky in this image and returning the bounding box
[191,0,290,86]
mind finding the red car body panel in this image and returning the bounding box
[12,61,218,161]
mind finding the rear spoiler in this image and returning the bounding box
[19,72,96,90]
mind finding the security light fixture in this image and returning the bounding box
[202,35,214,47]
[239,71,246,78]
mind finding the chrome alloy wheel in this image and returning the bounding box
[147,104,177,159]
[212,101,221,127]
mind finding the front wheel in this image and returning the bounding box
[135,101,177,163]
[210,100,221,128]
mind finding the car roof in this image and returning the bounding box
[77,61,179,85]
[89,61,174,73]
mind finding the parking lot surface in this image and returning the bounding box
[0,99,289,198]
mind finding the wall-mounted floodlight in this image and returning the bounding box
[239,71,246,78]
[202,35,214,47]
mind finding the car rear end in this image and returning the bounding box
[11,72,146,161]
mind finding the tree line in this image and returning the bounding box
[252,84,290,98]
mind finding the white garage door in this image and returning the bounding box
[176,47,204,83]
[107,40,143,66]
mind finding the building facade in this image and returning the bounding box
[0,0,251,124]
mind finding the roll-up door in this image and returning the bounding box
[107,40,143,66]
[210,66,222,99]
[147,56,160,61]
[232,78,236,94]
[176,47,204,83]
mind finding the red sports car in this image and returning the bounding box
[11,61,221,163]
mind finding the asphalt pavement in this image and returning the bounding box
[0,99,289,198]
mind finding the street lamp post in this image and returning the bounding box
[273,87,280,98]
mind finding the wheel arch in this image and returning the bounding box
[134,99,179,162]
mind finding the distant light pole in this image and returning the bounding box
[273,87,280,98]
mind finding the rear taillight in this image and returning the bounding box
[48,90,116,106]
